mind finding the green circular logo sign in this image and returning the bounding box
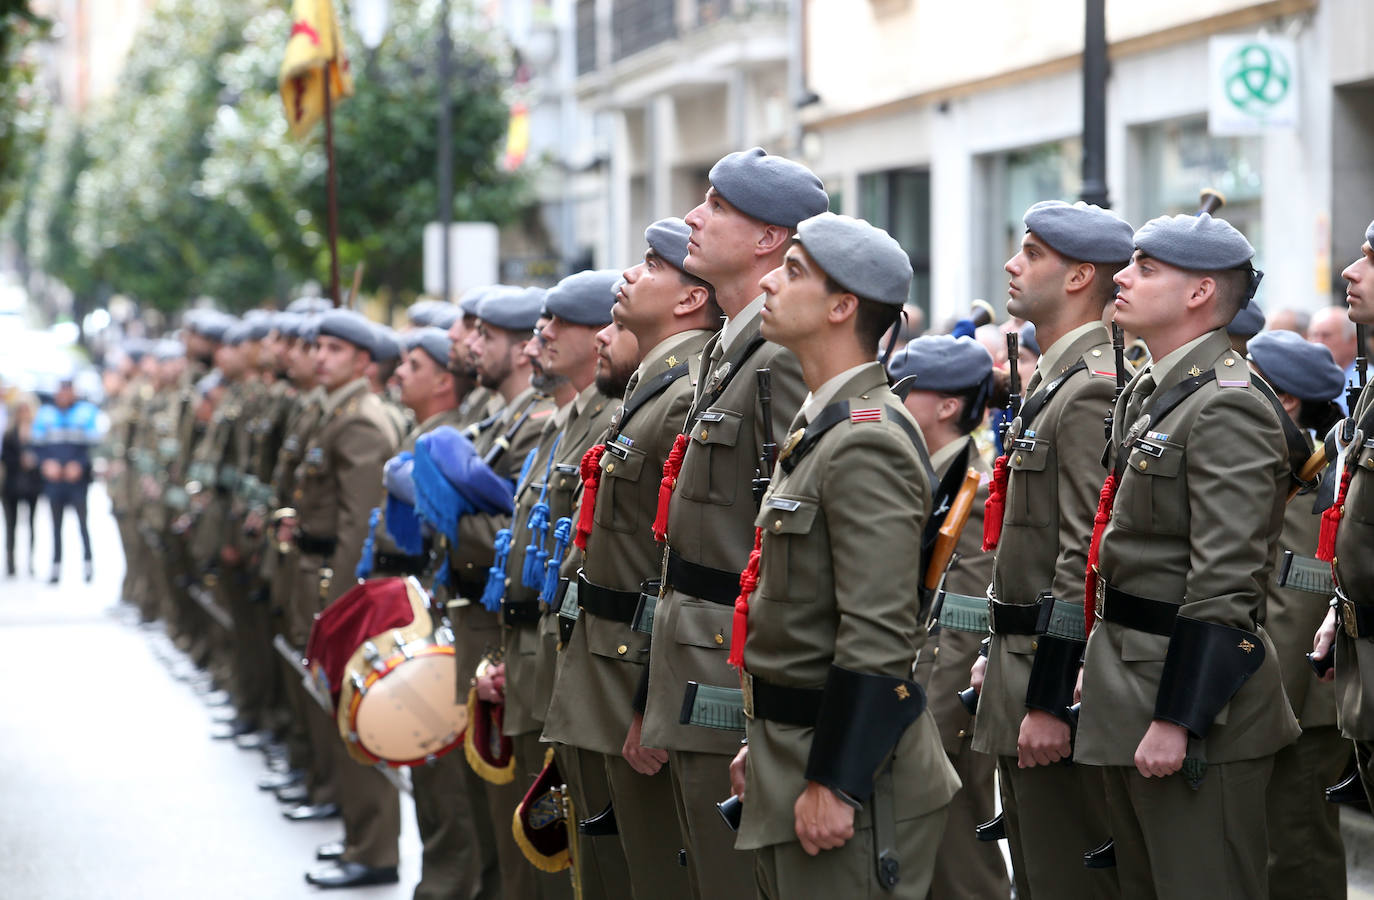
[1223,43,1291,117]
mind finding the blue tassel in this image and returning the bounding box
[540,517,573,607]
[431,556,451,597]
[480,529,513,612]
[384,494,424,556]
[355,507,380,580]
[522,501,550,588]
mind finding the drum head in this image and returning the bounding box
[351,646,467,764]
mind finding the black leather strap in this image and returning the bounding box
[1100,584,1178,636]
[750,676,824,728]
[1019,360,1088,429]
[502,600,543,626]
[989,597,1052,635]
[665,549,740,606]
[1110,371,1217,480]
[691,335,768,427]
[782,404,935,493]
[372,551,428,576]
[295,531,338,557]
[576,572,641,624]
[611,362,691,442]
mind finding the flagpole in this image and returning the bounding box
[324,66,343,307]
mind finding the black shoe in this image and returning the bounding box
[234,730,272,751]
[202,690,232,708]
[258,769,305,792]
[1083,837,1117,869]
[276,784,311,804]
[210,717,256,740]
[577,802,618,836]
[210,707,240,724]
[283,802,340,822]
[48,568,59,585]
[83,560,93,583]
[1326,769,1371,810]
[974,812,1006,842]
[304,861,398,889]
[316,841,345,862]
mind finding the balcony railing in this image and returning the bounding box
[577,0,788,75]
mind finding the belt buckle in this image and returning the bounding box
[1343,598,1360,640]
[740,672,755,720]
[1094,570,1106,617]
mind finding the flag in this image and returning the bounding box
[279,0,354,140]
[503,102,530,171]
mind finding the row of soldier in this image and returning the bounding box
[102,144,1374,900]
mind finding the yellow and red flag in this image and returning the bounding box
[279,0,354,140]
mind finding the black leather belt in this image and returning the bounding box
[1100,584,1177,636]
[503,600,543,626]
[666,549,740,606]
[1337,588,1374,640]
[746,674,823,728]
[296,531,338,557]
[577,572,641,624]
[447,573,486,601]
[372,551,428,576]
[989,597,1051,635]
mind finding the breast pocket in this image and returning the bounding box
[595,442,647,535]
[755,494,820,603]
[679,408,744,506]
[1117,440,1186,536]
[1005,439,1052,528]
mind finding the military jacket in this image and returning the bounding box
[271,387,327,647]
[1077,329,1301,765]
[368,406,467,561]
[292,377,398,608]
[975,322,1119,757]
[737,364,960,850]
[543,329,713,756]
[1333,382,1374,738]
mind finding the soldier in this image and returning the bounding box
[1245,330,1348,898]
[970,200,1133,900]
[1313,220,1374,816]
[1076,213,1301,897]
[291,309,402,889]
[542,220,719,900]
[366,322,413,444]
[642,150,825,900]
[727,212,960,898]
[887,335,1010,900]
[448,288,506,429]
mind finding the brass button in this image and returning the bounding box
[616,644,628,655]
[957,729,967,738]
[1091,349,1102,357]
[714,633,724,645]
[1031,640,1038,650]
[293,489,303,500]
[773,519,783,531]
[1224,358,1235,367]
[701,429,709,440]
[932,646,940,657]
[606,462,615,473]
[1014,454,1023,465]
[1139,460,1149,471]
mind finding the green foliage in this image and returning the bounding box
[0,1,51,219]
[14,0,530,315]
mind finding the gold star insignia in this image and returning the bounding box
[1188,365,1203,377]
[894,684,910,700]
[1238,639,1255,653]
[666,355,679,367]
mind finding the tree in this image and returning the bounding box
[0,0,51,219]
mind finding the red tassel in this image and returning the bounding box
[1084,473,1118,633]
[574,444,606,551]
[982,455,1009,551]
[728,528,763,669]
[652,434,690,543]
[1317,467,1353,562]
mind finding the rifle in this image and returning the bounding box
[1349,323,1368,419]
[752,369,776,507]
[999,331,1021,447]
[483,400,535,467]
[1104,322,1126,440]
[922,467,980,594]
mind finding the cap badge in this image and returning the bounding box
[665,355,679,367]
[1188,365,1203,377]
[894,684,910,701]
[1238,639,1255,653]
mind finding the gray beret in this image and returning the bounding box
[197,313,235,344]
[1019,322,1041,357]
[317,309,376,352]
[795,212,912,306]
[1134,213,1254,271]
[274,312,303,339]
[243,312,274,342]
[1248,329,1345,402]
[369,323,403,362]
[458,287,491,317]
[543,269,620,326]
[409,326,454,368]
[406,299,442,326]
[478,286,546,333]
[888,335,994,397]
[645,218,692,273]
[286,297,334,314]
[195,370,222,396]
[298,314,322,344]
[429,303,461,330]
[223,320,252,346]
[155,339,185,361]
[1366,219,1374,248]
[1226,299,1266,337]
[708,147,829,228]
[1024,200,1134,264]
[121,338,151,363]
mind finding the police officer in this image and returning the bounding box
[888,335,1010,900]
[728,212,960,898]
[971,200,1132,900]
[644,150,826,900]
[1077,213,1301,897]
[1246,329,1348,898]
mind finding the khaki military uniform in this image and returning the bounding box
[1078,328,1302,898]
[644,303,804,900]
[1264,469,1346,899]
[292,376,401,868]
[913,437,1009,900]
[738,363,960,899]
[544,329,716,900]
[974,321,1120,900]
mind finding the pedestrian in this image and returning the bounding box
[32,377,101,584]
[3,394,43,577]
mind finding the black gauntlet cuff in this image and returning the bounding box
[1154,615,1264,738]
[804,666,927,801]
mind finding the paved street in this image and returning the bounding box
[0,486,419,899]
[4,484,1374,898]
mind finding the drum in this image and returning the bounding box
[335,583,468,768]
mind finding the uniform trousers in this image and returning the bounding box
[323,706,401,867]
[752,805,947,900]
[1266,725,1347,899]
[927,736,1009,900]
[552,744,633,900]
[1099,756,1272,900]
[602,753,692,900]
[998,756,1117,899]
[666,748,755,900]
[412,749,495,900]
